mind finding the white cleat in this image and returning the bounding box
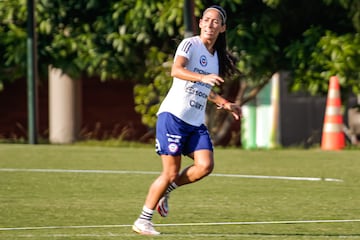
[132,218,160,235]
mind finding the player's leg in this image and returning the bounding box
[175,124,214,186]
[133,154,181,234]
[158,125,214,212]
[176,149,214,186]
[156,149,214,218]
[145,154,181,209]
[155,155,181,217]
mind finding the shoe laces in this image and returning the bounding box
[143,221,156,231]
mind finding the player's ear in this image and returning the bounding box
[199,18,203,29]
[220,24,226,33]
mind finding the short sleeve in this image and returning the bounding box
[174,39,193,60]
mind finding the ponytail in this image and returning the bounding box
[203,5,240,78]
[214,32,239,78]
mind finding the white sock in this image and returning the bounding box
[139,205,154,221]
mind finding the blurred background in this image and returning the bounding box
[0,0,359,148]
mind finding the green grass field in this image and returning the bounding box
[0,144,359,239]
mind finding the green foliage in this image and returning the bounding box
[36,0,142,80]
[134,47,172,128]
[318,32,360,94]
[0,0,186,82]
[323,0,360,32]
[262,0,281,8]
[134,0,359,129]
[0,0,359,132]
[0,0,27,83]
[0,0,358,88]
[133,0,281,128]
[286,27,360,95]
[226,3,279,84]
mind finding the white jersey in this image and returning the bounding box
[157,36,219,126]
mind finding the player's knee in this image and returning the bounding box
[161,170,179,183]
[168,173,178,183]
[198,161,214,176]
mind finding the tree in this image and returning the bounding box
[0,0,186,84]
[0,0,28,89]
[283,0,360,99]
[286,28,360,98]
[0,0,359,145]
[134,0,359,145]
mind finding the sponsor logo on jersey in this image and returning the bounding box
[189,100,204,110]
[193,67,210,75]
[185,87,208,99]
[166,133,181,142]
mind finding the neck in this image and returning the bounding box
[201,37,216,54]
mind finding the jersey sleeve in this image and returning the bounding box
[174,38,193,60]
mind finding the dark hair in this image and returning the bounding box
[203,6,239,77]
[214,33,238,78]
[203,5,239,78]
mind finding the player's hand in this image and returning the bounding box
[224,102,242,120]
[200,74,224,86]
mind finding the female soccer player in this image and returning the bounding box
[133,5,242,235]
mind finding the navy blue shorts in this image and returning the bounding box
[155,112,213,156]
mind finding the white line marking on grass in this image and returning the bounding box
[210,173,343,182]
[0,219,360,231]
[0,224,129,231]
[156,219,360,227]
[3,234,360,239]
[0,168,159,175]
[0,168,343,182]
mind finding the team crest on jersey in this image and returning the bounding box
[168,143,179,153]
[199,55,207,67]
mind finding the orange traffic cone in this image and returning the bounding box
[321,76,345,150]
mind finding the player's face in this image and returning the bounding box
[199,9,226,41]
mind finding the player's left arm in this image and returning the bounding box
[208,90,242,120]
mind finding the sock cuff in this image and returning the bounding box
[166,182,178,194]
[170,182,178,189]
[142,205,154,214]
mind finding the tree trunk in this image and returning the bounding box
[210,75,272,146]
[49,66,82,143]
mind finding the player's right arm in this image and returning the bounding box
[171,56,224,86]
